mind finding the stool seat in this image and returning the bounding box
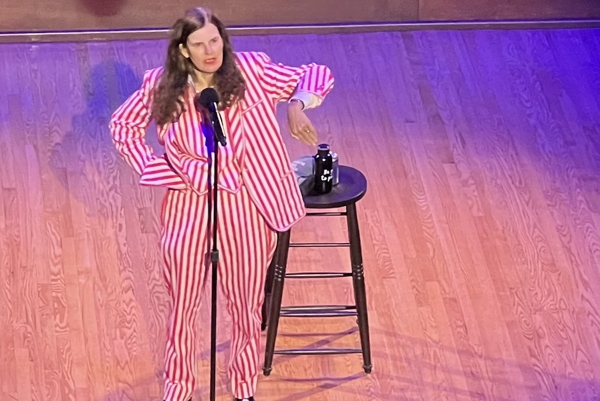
[303,166,367,208]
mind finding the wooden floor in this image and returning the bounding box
[1,28,600,401]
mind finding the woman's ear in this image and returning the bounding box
[179,43,190,59]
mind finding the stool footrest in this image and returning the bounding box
[306,212,347,217]
[286,272,352,279]
[274,348,362,355]
[282,305,356,311]
[290,242,350,248]
[280,309,358,318]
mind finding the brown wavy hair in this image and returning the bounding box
[151,7,246,126]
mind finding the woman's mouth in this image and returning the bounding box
[204,58,217,65]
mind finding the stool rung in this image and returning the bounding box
[281,305,356,312]
[290,242,350,248]
[274,348,362,355]
[280,310,358,318]
[306,212,347,217]
[286,272,352,279]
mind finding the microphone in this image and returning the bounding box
[194,88,227,147]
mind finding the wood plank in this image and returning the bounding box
[2,28,600,401]
[0,0,419,32]
[419,0,600,20]
[3,0,600,34]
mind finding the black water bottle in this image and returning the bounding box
[313,143,333,194]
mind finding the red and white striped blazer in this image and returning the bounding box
[110,51,334,231]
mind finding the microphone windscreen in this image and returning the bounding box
[198,88,219,108]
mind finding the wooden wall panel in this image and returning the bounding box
[1,0,599,33]
[0,0,419,32]
[419,0,600,21]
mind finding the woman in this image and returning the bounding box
[109,7,334,401]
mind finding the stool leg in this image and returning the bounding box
[261,235,279,331]
[262,229,291,376]
[347,203,373,374]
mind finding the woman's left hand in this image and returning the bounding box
[287,100,318,146]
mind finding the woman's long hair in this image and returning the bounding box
[151,7,246,126]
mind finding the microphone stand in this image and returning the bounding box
[196,89,226,401]
[203,111,222,401]
[209,130,219,401]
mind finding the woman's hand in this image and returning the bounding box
[287,100,318,146]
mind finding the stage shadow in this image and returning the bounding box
[48,58,164,217]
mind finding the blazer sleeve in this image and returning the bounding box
[239,51,335,106]
[109,69,158,175]
[109,68,186,189]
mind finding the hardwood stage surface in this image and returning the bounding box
[1,28,600,401]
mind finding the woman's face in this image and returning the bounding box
[179,22,224,74]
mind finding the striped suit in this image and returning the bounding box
[110,51,334,400]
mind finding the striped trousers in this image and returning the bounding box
[159,184,277,401]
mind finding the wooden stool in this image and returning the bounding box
[261,165,373,376]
